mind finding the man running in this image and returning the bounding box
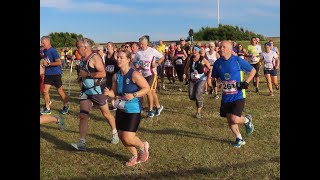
[40,36,70,115]
[71,38,119,151]
[212,40,256,148]
[135,36,164,118]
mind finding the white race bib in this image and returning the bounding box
[222,80,238,94]
[141,60,151,70]
[176,59,183,65]
[250,56,259,64]
[164,60,173,67]
[264,63,274,69]
[106,65,114,73]
[190,72,200,80]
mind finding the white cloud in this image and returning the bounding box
[40,0,130,13]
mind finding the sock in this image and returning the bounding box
[236,134,242,140]
[79,138,86,144]
[112,129,117,134]
[244,116,249,124]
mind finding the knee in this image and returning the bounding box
[79,111,89,120]
[121,135,133,145]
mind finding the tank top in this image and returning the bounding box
[206,51,218,66]
[174,49,185,66]
[116,68,141,113]
[189,55,206,81]
[80,53,103,95]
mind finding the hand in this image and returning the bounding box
[104,87,110,96]
[237,81,249,89]
[124,93,134,101]
[183,74,187,80]
[42,60,49,67]
[152,62,158,68]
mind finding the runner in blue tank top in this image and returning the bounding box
[211,40,256,148]
[104,49,151,167]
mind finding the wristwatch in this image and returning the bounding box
[133,92,137,98]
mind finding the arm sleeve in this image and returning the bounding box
[211,62,219,78]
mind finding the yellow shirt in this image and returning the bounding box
[156,44,166,54]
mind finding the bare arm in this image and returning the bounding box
[89,54,106,78]
[245,68,256,83]
[104,74,117,98]
[202,58,213,87]
[124,71,150,100]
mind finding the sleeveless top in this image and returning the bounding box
[189,55,206,81]
[80,53,103,95]
[116,68,141,113]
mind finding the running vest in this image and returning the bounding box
[80,53,103,95]
[206,51,218,66]
[189,56,206,81]
[116,69,141,113]
[174,49,185,66]
[105,52,119,75]
[164,53,173,67]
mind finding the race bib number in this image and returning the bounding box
[106,65,114,73]
[222,80,238,94]
[141,60,151,70]
[264,63,273,69]
[208,59,215,66]
[164,60,172,67]
[191,72,200,80]
[114,98,127,110]
[250,56,259,63]
[176,59,183,65]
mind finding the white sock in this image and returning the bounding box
[80,138,86,144]
[112,129,117,134]
[244,116,249,124]
[236,134,242,140]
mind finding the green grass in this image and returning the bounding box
[40,56,280,180]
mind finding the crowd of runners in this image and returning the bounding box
[40,35,280,166]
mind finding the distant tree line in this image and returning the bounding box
[47,32,94,48]
[190,24,265,41]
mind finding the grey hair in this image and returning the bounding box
[41,36,50,42]
[77,38,93,49]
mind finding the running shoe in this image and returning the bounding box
[138,141,149,163]
[233,138,246,148]
[71,141,86,151]
[245,114,254,135]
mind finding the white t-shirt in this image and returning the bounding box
[260,51,278,70]
[135,47,163,77]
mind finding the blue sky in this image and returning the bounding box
[40,0,280,43]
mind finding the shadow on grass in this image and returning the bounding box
[40,125,109,142]
[40,129,127,162]
[139,127,231,144]
[66,156,280,179]
[40,130,75,151]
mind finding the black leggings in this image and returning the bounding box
[175,65,184,82]
[116,110,141,132]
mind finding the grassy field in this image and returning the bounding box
[40,49,280,179]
